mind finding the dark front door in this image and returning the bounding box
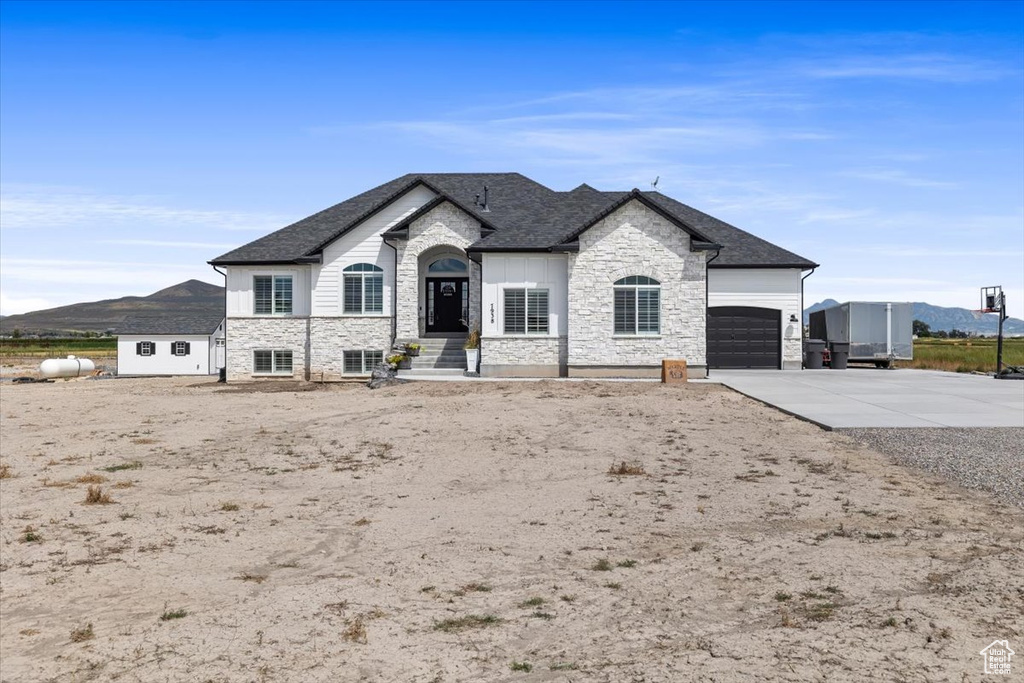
[708,306,781,369]
[427,278,469,333]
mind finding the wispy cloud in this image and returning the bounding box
[0,185,287,232]
[0,293,57,317]
[0,257,223,315]
[99,239,238,249]
[803,54,1013,83]
[488,112,636,125]
[842,246,1024,258]
[0,257,218,288]
[838,168,957,189]
[367,119,771,165]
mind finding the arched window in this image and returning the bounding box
[614,276,660,335]
[427,257,467,274]
[343,263,384,314]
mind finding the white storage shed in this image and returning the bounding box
[116,315,226,376]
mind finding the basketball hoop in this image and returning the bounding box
[979,285,1010,377]
[980,286,1003,314]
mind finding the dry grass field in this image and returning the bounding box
[910,337,1024,373]
[0,377,1021,682]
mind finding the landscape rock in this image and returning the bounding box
[366,362,401,390]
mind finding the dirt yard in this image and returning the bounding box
[0,377,1021,682]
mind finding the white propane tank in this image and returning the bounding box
[39,355,96,379]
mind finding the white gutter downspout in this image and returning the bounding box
[212,265,227,381]
[800,267,816,371]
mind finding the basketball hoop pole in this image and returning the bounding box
[996,292,1006,376]
[982,286,1007,376]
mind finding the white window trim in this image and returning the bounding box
[342,265,385,316]
[253,274,295,316]
[500,286,552,336]
[252,349,294,375]
[139,341,155,356]
[172,341,188,356]
[613,280,661,336]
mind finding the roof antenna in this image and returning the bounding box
[651,176,659,190]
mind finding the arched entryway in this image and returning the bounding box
[420,250,470,336]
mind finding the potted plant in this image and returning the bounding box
[405,342,421,357]
[386,353,410,370]
[464,327,480,372]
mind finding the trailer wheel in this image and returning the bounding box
[874,360,891,369]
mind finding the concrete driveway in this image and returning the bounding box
[711,368,1024,429]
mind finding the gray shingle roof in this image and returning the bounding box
[117,315,224,336]
[210,173,816,269]
[644,192,818,268]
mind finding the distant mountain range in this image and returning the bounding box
[804,299,1024,336]
[2,283,1019,337]
[0,280,224,335]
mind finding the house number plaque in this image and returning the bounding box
[661,359,687,384]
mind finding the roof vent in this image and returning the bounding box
[474,185,491,213]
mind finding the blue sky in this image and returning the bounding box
[2,1,1022,317]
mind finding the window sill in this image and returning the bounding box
[490,334,556,339]
[252,372,294,377]
[612,334,662,339]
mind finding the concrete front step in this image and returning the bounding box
[409,342,466,351]
[398,367,468,377]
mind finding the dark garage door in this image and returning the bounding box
[708,307,781,369]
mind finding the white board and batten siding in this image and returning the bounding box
[225,267,311,317]
[312,184,437,316]
[481,254,569,337]
[708,268,803,337]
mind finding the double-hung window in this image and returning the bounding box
[614,276,660,335]
[343,264,384,314]
[254,275,293,315]
[172,341,190,356]
[503,288,549,335]
[136,341,155,356]
[253,350,293,375]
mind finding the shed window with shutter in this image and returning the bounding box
[172,341,191,356]
[503,288,549,335]
[342,263,384,315]
[136,341,155,356]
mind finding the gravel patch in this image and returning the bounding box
[840,427,1024,507]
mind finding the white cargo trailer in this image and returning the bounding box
[808,302,913,367]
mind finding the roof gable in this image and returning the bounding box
[555,189,717,248]
[210,173,817,269]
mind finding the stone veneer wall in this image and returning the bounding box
[309,317,392,380]
[226,317,309,381]
[394,202,481,339]
[783,335,805,370]
[481,336,567,377]
[567,201,707,371]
